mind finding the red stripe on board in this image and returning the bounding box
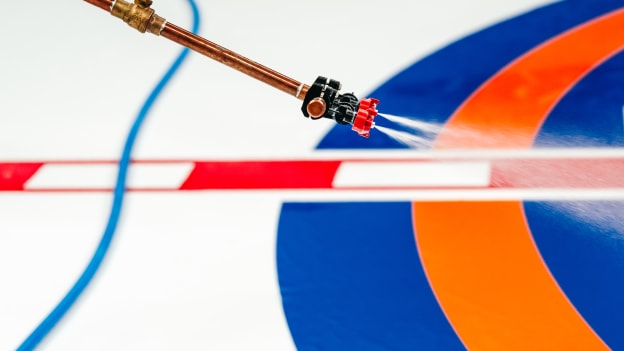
[180,161,342,190]
[1,158,624,191]
[491,158,624,188]
[0,163,43,190]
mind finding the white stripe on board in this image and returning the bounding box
[24,163,195,190]
[332,161,491,188]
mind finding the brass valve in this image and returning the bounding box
[111,0,166,35]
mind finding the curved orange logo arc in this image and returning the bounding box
[413,8,624,350]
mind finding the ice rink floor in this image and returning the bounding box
[5,1,624,350]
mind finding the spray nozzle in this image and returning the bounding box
[352,97,379,138]
[301,76,379,138]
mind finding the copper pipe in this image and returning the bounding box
[83,0,310,100]
[161,23,309,99]
[84,0,113,11]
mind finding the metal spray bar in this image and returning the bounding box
[83,0,378,137]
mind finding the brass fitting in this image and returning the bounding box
[111,0,166,35]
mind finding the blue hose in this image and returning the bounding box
[17,1,200,349]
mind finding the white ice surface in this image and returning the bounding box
[0,0,553,349]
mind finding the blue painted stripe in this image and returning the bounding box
[277,202,465,351]
[534,50,624,147]
[525,201,624,350]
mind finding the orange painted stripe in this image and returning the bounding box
[435,9,624,149]
[413,8,624,350]
[413,202,607,350]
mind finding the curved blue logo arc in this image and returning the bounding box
[278,1,624,350]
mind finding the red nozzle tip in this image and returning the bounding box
[352,97,379,138]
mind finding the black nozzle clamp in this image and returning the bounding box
[301,76,359,125]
